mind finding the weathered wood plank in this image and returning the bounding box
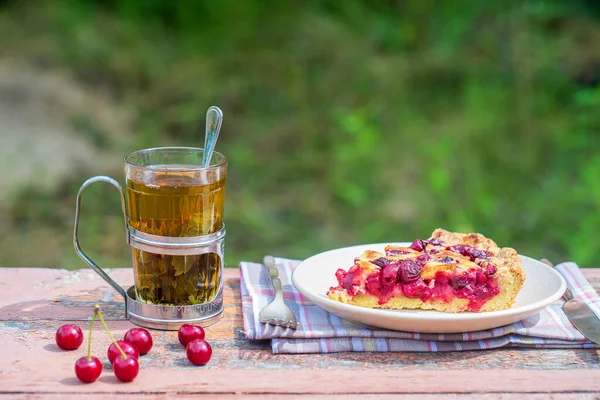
[1,368,600,394]
[2,319,600,371]
[1,394,599,400]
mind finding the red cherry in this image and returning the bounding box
[75,356,102,383]
[107,340,139,364]
[113,355,139,382]
[178,324,205,347]
[124,328,153,355]
[186,339,212,366]
[398,260,422,283]
[409,239,426,252]
[55,324,84,350]
[381,263,401,286]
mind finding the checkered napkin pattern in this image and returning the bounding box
[240,259,600,354]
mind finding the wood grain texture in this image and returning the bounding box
[1,267,599,398]
[3,395,600,400]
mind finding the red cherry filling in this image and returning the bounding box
[450,275,470,289]
[427,238,444,246]
[381,263,401,285]
[415,254,431,265]
[484,263,497,276]
[402,280,429,299]
[409,239,426,252]
[365,274,382,294]
[387,249,411,255]
[336,265,365,296]
[362,267,499,311]
[437,256,456,264]
[398,260,421,283]
[331,244,501,311]
[371,257,392,268]
[449,244,490,261]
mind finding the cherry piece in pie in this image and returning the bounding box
[327,229,526,312]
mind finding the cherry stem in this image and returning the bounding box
[95,304,127,359]
[87,312,97,361]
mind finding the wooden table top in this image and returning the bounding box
[1,267,599,399]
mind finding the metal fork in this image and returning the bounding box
[258,255,298,329]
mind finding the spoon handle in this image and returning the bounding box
[202,106,223,168]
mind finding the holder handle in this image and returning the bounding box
[73,176,128,302]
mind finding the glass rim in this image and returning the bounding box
[123,146,227,171]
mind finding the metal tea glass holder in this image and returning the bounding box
[73,176,225,330]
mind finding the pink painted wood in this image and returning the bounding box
[1,267,599,399]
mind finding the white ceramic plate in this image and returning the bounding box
[292,242,567,333]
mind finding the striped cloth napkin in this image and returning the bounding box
[240,258,600,354]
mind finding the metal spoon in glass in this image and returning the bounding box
[201,106,223,168]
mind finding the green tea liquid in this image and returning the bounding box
[126,165,226,305]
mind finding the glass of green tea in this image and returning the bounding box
[74,146,227,317]
[123,147,227,306]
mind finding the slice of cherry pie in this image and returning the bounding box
[327,229,525,312]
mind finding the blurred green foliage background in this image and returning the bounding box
[0,0,599,269]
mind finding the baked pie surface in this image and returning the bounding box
[327,229,526,312]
